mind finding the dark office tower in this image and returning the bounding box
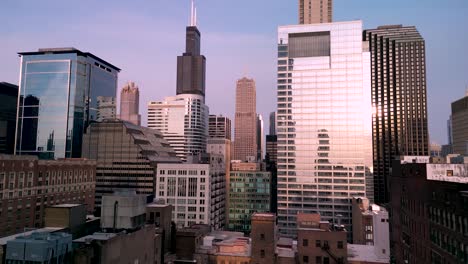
[15,48,120,159]
[0,82,18,154]
[208,115,231,140]
[265,135,278,213]
[176,6,206,98]
[364,26,429,204]
[451,91,468,155]
[269,111,277,136]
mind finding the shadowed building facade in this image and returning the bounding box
[451,91,468,155]
[82,119,180,213]
[0,82,18,155]
[364,25,429,204]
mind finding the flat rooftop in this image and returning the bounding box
[50,203,83,208]
[348,244,389,263]
[0,227,64,245]
[73,232,117,243]
[18,47,121,71]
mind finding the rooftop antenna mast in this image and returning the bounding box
[190,0,196,26]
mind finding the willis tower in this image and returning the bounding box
[176,1,206,98]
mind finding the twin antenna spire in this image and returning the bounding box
[190,0,197,27]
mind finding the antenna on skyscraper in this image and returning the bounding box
[190,0,195,26]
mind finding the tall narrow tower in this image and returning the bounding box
[119,81,141,126]
[176,0,206,98]
[147,1,209,161]
[234,77,257,161]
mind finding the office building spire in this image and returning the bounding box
[177,0,206,98]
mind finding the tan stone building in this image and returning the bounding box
[299,0,333,24]
[119,81,141,125]
[234,77,257,162]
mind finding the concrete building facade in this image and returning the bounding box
[156,156,226,230]
[351,197,390,262]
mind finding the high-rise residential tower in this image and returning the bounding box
[147,2,209,162]
[277,21,372,238]
[233,77,257,161]
[120,81,141,125]
[299,0,333,24]
[451,91,468,155]
[208,115,231,140]
[364,25,429,204]
[256,114,265,161]
[15,48,120,159]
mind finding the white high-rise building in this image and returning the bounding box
[276,20,372,238]
[147,94,209,162]
[155,153,225,230]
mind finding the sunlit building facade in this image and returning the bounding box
[276,21,372,238]
[15,48,120,159]
[147,94,209,162]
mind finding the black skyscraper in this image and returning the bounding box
[0,82,18,154]
[176,25,206,98]
[364,25,429,204]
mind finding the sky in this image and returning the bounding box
[1,0,467,145]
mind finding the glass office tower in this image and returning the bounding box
[15,48,120,159]
[276,21,372,238]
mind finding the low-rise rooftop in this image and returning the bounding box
[348,244,389,263]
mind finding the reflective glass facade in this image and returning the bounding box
[277,21,372,238]
[15,49,119,159]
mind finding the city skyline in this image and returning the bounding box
[1,0,468,145]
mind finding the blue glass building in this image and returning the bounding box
[15,48,120,159]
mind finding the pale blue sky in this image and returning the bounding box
[1,0,467,144]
